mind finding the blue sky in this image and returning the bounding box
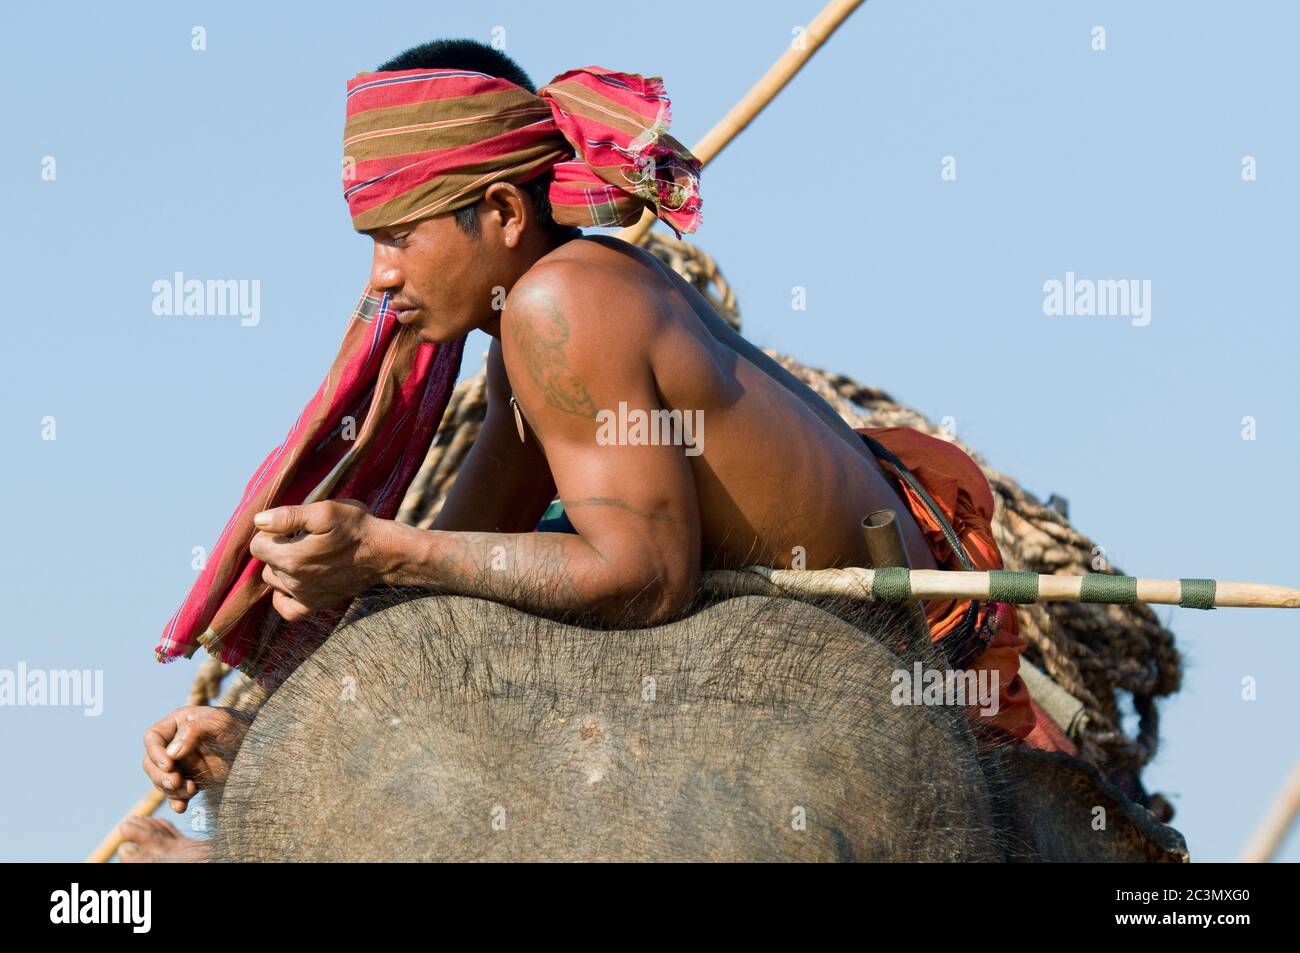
[2,0,1297,862]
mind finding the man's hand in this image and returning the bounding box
[250,498,384,622]
[142,706,252,813]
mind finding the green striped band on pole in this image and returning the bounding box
[1178,578,1217,610]
[988,570,1040,604]
[901,571,1218,608]
[991,573,1217,609]
[1080,573,1139,604]
[870,566,912,601]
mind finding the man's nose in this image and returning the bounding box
[369,246,403,293]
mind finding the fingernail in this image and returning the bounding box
[165,741,181,756]
[253,511,272,528]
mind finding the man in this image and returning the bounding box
[124,39,1070,862]
[256,40,940,627]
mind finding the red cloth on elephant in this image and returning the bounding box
[857,427,1077,756]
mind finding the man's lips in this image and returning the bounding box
[390,302,420,323]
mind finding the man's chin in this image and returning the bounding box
[414,320,470,344]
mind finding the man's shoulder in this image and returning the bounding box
[502,246,663,360]
[513,238,658,304]
[497,245,665,425]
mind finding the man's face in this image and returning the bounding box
[364,211,504,344]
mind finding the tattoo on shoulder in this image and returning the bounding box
[509,286,598,419]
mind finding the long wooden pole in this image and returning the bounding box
[85,791,165,864]
[700,566,1300,610]
[1239,760,1300,862]
[616,0,869,246]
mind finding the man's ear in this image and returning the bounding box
[482,182,529,248]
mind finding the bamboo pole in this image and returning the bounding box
[616,0,868,246]
[85,791,166,864]
[1239,759,1300,862]
[699,566,1300,610]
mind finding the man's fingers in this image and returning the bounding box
[169,778,199,813]
[141,752,171,790]
[162,777,197,797]
[272,589,313,623]
[251,531,307,568]
[148,759,185,795]
[261,562,294,593]
[260,562,314,620]
[143,718,179,770]
[144,752,201,797]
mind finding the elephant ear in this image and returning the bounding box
[989,747,1190,863]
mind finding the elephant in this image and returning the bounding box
[208,588,1188,862]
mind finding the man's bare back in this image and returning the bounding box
[470,235,940,577]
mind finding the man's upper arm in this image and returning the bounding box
[501,266,701,614]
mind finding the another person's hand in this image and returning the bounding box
[142,706,252,813]
[250,498,385,622]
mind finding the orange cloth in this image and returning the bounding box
[858,427,1077,756]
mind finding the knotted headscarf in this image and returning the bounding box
[156,64,700,679]
[342,65,703,236]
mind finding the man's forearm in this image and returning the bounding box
[368,518,652,622]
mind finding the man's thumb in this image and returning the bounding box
[253,505,305,534]
[165,727,195,759]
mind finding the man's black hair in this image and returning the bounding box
[378,39,582,244]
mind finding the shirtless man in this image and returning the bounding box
[242,224,938,625]
[121,39,946,861]
[241,37,942,630]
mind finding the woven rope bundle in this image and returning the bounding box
[393,230,1183,779]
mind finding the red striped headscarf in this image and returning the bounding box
[343,66,703,236]
[156,64,700,680]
